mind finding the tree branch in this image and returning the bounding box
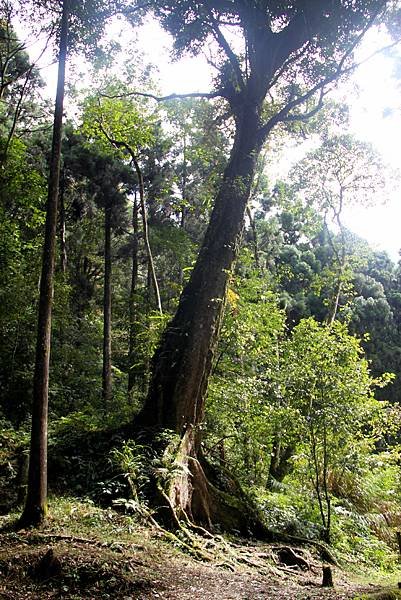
[258,1,394,138]
[259,26,397,139]
[205,8,245,91]
[95,119,163,315]
[281,87,326,123]
[100,90,221,101]
[269,41,311,90]
[259,78,330,138]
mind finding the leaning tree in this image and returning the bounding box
[124,0,396,531]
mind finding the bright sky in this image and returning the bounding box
[26,16,401,262]
[343,38,401,261]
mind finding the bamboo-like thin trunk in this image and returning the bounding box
[246,205,261,270]
[59,171,67,274]
[180,133,187,230]
[128,192,139,393]
[131,156,162,315]
[98,131,163,316]
[102,203,112,403]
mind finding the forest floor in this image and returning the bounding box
[0,498,399,600]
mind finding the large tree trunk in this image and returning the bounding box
[20,0,69,527]
[138,108,263,432]
[135,107,266,530]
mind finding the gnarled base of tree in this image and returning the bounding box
[44,421,335,562]
[133,424,338,571]
[140,425,272,539]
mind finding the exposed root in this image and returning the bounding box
[155,483,215,561]
[3,532,142,551]
[275,533,339,565]
[272,545,312,570]
[127,425,337,574]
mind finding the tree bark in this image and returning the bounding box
[20,0,69,527]
[137,107,263,435]
[102,203,112,404]
[59,171,67,274]
[128,192,139,393]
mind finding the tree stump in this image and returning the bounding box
[322,565,333,587]
[33,548,62,580]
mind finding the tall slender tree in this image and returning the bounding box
[19,0,132,526]
[289,134,389,323]
[102,199,113,403]
[20,0,69,527]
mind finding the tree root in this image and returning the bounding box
[125,425,338,571]
[154,484,215,561]
[8,532,143,552]
[271,545,312,570]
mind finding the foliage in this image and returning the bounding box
[282,318,393,540]
[81,91,155,157]
[206,272,286,487]
[0,137,47,422]
[0,0,400,575]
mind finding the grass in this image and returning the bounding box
[1,496,401,600]
[0,497,168,599]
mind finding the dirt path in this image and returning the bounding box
[0,530,383,600]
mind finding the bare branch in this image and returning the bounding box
[100,89,221,101]
[206,10,245,90]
